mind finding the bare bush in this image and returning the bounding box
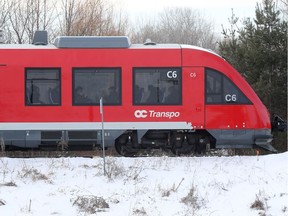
[0,199,6,206]
[0,181,17,187]
[181,186,198,207]
[159,178,184,197]
[250,191,269,211]
[124,160,146,182]
[18,166,51,182]
[181,184,204,214]
[250,191,269,216]
[251,196,265,210]
[97,158,146,182]
[72,195,109,214]
[133,207,147,216]
[0,158,9,181]
[104,158,125,181]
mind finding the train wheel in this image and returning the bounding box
[171,135,194,155]
[115,134,138,157]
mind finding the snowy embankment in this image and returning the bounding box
[0,152,287,216]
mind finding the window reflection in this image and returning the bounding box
[73,68,121,105]
[25,68,61,106]
[205,68,251,104]
[133,68,182,105]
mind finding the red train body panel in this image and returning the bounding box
[0,33,274,154]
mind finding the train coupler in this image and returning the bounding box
[255,135,277,153]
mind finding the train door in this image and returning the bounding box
[182,67,205,129]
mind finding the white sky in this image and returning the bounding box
[113,0,262,34]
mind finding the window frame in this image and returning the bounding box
[72,67,122,106]
[133,67,182,106]
[205,68,252,105]
[25,68,61,106]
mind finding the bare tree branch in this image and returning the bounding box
[56,0,128,36]
[131,7,217,50]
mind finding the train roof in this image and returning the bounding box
[0,35,220,57]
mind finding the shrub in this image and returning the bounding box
[0,199,6,206]
[18,167,50,182]
[72,195,109,214]
[250,191,268,215]
[181,185,199,209]
[104,158,125,181]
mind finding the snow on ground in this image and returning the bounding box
[0,152,287,216]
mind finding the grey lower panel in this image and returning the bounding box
[0,130,125,148]
[100,130,125,147]
[207,129,273,150]
[0,131,39,148]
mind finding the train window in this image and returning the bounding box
[25,68,61,106]
[73,68,121,105]
[205,68,251,104]
[133,68,182,105]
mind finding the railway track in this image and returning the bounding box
[0,148,261,158]
[0,148,119,158]
[0,148,178,158]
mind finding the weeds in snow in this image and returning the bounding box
[132,207,147,216]
[72,195,109,214]
[181,184,205,214]
[20,199,32,214]
[0,199,6,206]
[100,158,146,183]
[0,158,16,184]
[159,178,184,197]
[0,181,17,187]
[0,158,9,182]
[124,160,146,183]
[250,190,269,216]
[181,185,198,207]
[251,195,265,210]
[104,158,125,181]
[18,166,52,183]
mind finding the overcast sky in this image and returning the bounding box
[113,0,262,34]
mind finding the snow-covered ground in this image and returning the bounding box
[0,152,287,216]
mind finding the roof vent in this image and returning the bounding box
[32,30,48,45]
[53,36,131,48]
[144,38,156,45]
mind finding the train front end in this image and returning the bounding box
[182,45,276,152]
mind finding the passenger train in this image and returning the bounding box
[0,31,276,156]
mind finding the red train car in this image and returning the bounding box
[0,31,275,155]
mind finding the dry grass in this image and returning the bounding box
[0,181,17,187]
[18,167,51,182]
[181,184,205,215]
[133,207,147,216]
[250,196,265,210]
[0,199,6,206]
[181,185,199,208]
[250,191,269,216]
[104,158,125,181]
[72,195,109,214]
[159,178,184,197]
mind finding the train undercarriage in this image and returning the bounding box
[0,127,277,157]
[115,130,215,156]
[0,129,215,157]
